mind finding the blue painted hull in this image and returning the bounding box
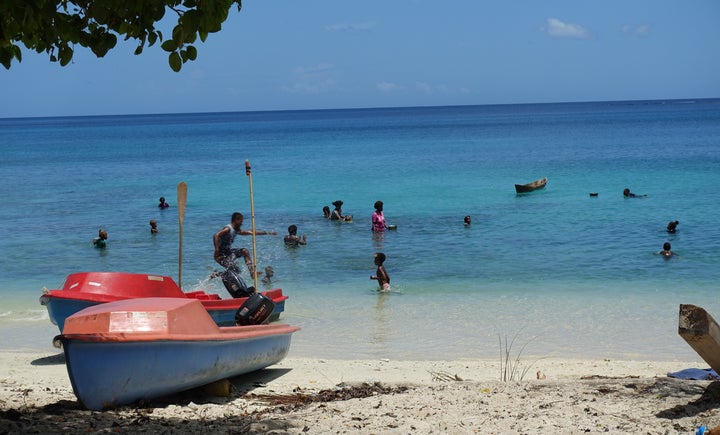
[41,298,96,332]
[59,333,294,410]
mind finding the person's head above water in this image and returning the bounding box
[374,200,383,211]
[374,252,386,265]
[288,224,298,235]
[464,215,471,225]
[332,200,343,208]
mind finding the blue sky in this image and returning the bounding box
[2,0,719,117]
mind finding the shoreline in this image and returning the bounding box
[2,351,717,434]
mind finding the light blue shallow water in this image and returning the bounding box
[1,100,719,360]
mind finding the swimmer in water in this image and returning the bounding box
[658,242,674,258]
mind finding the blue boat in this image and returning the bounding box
[56,297,300,410]
[40,272,287,332]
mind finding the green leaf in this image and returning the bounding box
[169,52,182,72]
[161,40,176,52]
[12,45,22,62]
[0,48,12,69]
[59,45,73,66]
[186,45,197,61]
[172,25,184,46]
[182,10,200,33]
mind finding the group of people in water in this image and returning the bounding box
[91,194,394,292]
[211,199,393,291]
[95,187,676,294]
[624,187,679,259]
[659,220,680,258]
[320,200,392,291]
[93,197,169,248]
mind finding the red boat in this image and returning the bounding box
[40,272,287,332]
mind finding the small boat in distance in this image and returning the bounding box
[56,297,300,410]
[515,177,547,194]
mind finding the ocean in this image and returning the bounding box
[1,99,719,361]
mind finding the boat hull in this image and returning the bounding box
[40,272,287,331]
[60,333,294,410]
[515,177,547,193]
[57,297,299,410]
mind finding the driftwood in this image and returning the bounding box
[678,304,720,374]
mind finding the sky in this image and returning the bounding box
[1,0,719,118]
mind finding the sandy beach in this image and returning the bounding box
[2,351,719,434]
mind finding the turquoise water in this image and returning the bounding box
[1,100,719,360]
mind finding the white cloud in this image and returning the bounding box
[376,82,398,92]
[283,64,337,95]
[282,79,337,95]
[326,22,376,32]
[544,18,589,39]
[415,82,453,94]
[622,24,650,37]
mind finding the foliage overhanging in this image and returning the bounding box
[0,0,241,71]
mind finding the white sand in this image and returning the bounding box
[1,351,719,434]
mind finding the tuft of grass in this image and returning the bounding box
[499,331,538,382]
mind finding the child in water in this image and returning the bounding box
[93,229,108,248]
[370,252,391,292]
[158,197,170,209]
[150,220,158,234]
[284,225,307,247]
[658,242,674,258]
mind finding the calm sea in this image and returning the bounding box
[1,100,719,361]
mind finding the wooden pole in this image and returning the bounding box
[177,182,188,289]
[678,304,720,374]
[245,160,259,290]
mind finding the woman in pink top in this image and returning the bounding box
[372,200,388,232]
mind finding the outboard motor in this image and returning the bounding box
[235,293,275,325]
[221,268,255,298]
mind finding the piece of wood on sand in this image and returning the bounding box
[678,304,720,374]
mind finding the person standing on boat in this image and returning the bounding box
[372,201,388,232]
[213,212,276,275]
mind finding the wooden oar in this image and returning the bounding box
[245,160,259,290]
[177,181,188,289]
